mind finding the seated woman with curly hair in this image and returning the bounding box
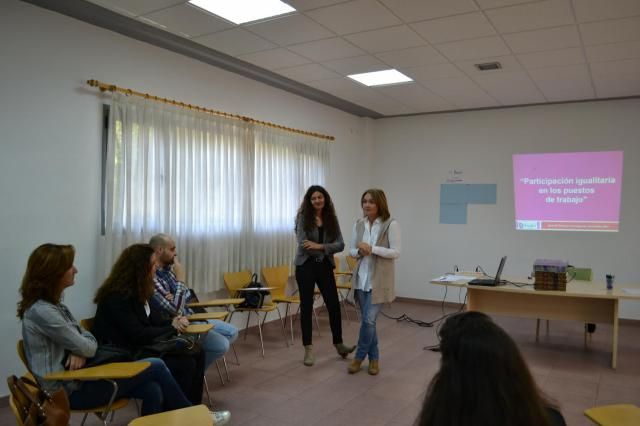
[92,244,203,404]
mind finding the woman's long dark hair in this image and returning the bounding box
[295,185,339,240]
[94,244,155,305]
[418,311,556,426]
[17,244,75,319]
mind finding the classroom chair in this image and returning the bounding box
[223,270,288,357]
[584,404,640,426]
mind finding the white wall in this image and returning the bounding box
[371,99,640,318]
[0,0,371,395]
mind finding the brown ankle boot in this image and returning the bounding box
[334,343,356,359]
[368,360,379,375]
[303,345,315,366]
[348,359,363,374]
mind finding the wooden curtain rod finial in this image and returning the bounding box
[85,78,335,141]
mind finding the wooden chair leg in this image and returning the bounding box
[231,343,239,365]
[337,290,351,322]
[215,360,225,385]
[285,303,294,344]
[275,306,289,347]
[256,312,265,357]
[536,319,540,342]
[222,356,230,382]
[224,311,240,365]
[203,375,214,407]
[243,312,251,341]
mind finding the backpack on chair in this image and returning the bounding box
[238,273,271,308]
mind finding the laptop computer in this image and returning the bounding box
[468,256,507,286]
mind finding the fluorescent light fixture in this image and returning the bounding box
[348,69,413,87]
[189,0,296,25]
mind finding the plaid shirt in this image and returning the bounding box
[151,265,194,316]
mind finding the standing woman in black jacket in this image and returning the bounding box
[92,244,207,406]
[294,185,354,366]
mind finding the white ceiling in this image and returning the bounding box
[86,0,640,116]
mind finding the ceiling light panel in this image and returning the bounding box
[189,0,296,25]
[348,69,413,87]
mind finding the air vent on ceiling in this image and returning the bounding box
[475,62,502,71]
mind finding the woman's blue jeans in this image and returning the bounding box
[68,357,191,415]
[354,290,382,361]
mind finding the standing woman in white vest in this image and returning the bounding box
[348,189,401,375]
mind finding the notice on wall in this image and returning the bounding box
[440,184,497,224]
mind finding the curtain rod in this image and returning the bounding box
[86,79,335,141]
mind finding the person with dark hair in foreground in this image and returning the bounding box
[417,311,566,426]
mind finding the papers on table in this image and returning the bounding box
[432,274,474,283]
[622,288,640,295]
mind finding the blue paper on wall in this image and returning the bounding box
[440,184,497,224]
[440,203,468,224]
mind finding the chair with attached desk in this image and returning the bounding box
[128,404,212,426]
[184,291,234,387]
[223,270,288,357]
[187,297,244,368]
[261,264,322,344]
[17,339,148,426]
[584,404,640,426]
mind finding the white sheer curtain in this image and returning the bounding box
[103,92,329,291]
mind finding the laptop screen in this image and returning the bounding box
[494,256,507,284]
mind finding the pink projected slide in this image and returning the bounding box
[513,151,623,232]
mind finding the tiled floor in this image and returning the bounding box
[4,300,640,425]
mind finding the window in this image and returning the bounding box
[102,93,329,290]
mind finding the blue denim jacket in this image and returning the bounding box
[22,300,97,393]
